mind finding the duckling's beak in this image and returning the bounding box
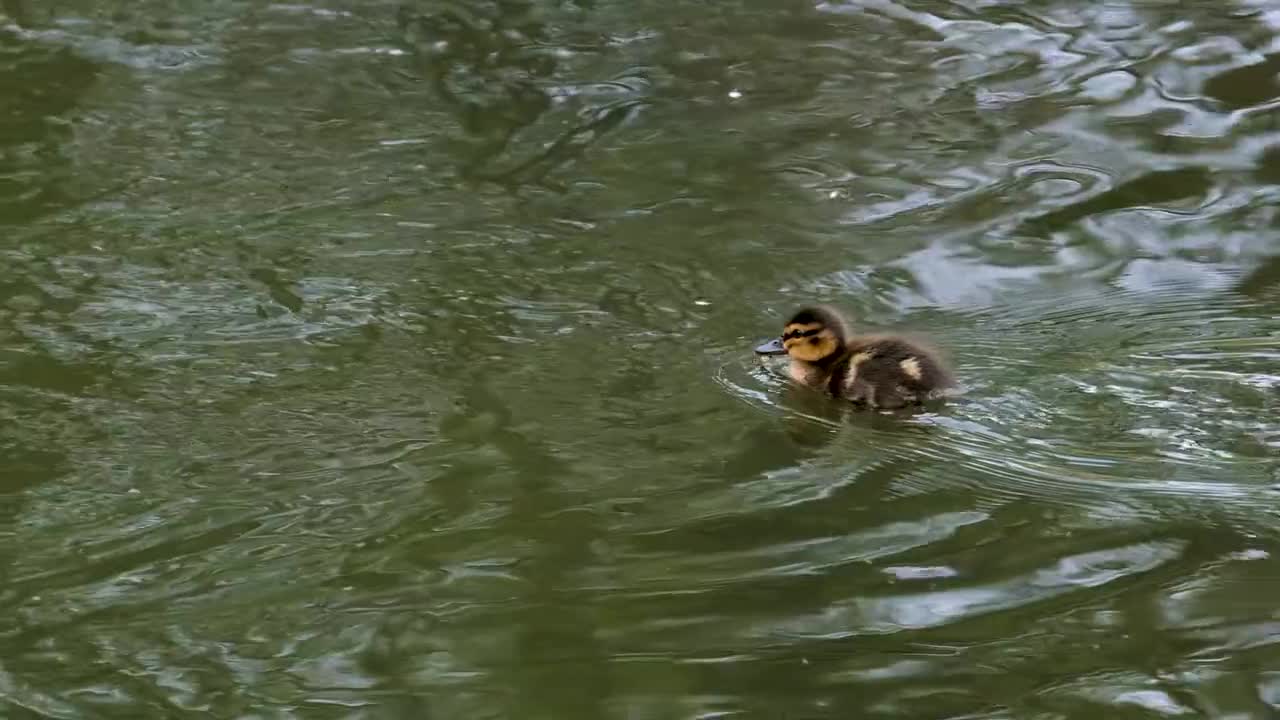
[754,337,787,355]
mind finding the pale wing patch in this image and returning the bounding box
[900,357,923,381]
[843,352,873,393]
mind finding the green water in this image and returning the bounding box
[2,1,1279,717]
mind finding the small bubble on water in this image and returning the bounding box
[728,89,742,99]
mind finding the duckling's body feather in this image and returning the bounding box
[758,307,954,409]
[837,335,952,408]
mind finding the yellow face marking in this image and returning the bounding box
[784,329,839,362]
[900,357,923,381]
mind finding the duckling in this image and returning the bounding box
[754,305,954,409]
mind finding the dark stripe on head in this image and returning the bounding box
[785,306,849,344]
[783,327,824,340]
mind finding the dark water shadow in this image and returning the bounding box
[0,28,98,224]
[1203,53,1280,111]
[349,377,612,717]
[396,1,576,188]
[1015,167,1213,235]
[3,0,28,27]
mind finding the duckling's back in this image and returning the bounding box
[833,334,953,408]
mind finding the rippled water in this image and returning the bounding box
[2,0,1279,717]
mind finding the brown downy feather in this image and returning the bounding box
[772,306,954,409]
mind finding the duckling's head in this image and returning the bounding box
[754,306,849,364]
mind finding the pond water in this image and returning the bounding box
[2,0,1279,717]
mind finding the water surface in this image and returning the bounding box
[2,0,1279,717]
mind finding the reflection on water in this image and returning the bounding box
[1,0,1279,717]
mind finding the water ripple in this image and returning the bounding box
[4,0,1280,717]
[758,539,1186,639]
